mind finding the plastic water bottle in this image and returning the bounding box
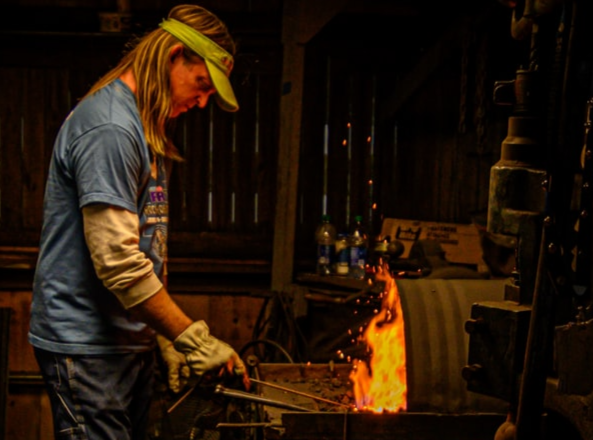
[315,215,337,275]
[348,215,368,279]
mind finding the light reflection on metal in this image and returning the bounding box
[208,192,213,223]
[368,74,377,227]
[347,75,353,226]
[322,57,331,216]
[231,112,237,224]
[254,193,259,224]
[231,192,236,224]
[255,75,260,155]
[208,105,214,223]
[182,120,188,222]
[253,74,261,225]
[0,118,2,221]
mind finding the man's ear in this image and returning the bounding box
[169,44,184,62]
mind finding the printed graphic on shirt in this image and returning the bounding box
[139,160,169,279]
[145,185,169,224]
[152,225,168,262]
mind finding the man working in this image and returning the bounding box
[28,5,245,439]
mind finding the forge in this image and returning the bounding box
[158,278,511,440]
[220,362,506,440]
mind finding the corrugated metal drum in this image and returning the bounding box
[397,278,508,413]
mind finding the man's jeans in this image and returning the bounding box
[34,348,155,440]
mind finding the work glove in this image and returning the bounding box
[174,320,247,379]
[156,334,191,393]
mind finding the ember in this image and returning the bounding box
[350,264,407,412]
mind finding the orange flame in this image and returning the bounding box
[350,265,407,412]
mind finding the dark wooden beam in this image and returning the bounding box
[379,17,470,123]
[379,6,495,122]
[271,0,347,292]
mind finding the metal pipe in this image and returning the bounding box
[510,0,565,40]
[514,219,556,439]
[511,0,535,41]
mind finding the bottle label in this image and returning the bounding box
[337,245,349,263]
[336,245,349,275]
[318,244,335,265]
[336,262,349,275]
[349,246,367,268]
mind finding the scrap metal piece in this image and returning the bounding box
[464,300,531,401]
[555,318,593,395]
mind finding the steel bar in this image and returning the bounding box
[216,422,276,428]
[166,384,197,414]
[214,384,314,412]
[250,377,350,408]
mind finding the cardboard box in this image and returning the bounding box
[380,218,484,266]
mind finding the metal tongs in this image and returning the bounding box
[168,373,351,414]
[214,384,314,412]
[248,378,351,409]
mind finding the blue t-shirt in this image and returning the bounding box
[29,79,168,354]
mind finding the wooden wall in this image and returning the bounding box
[0,5,279,436]
[0,1,524,271]
[0,3,283,266]
[293,4,525,256]
[0,290,265,439]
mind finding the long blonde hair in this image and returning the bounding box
[85,5,236,159]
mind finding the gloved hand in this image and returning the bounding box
[156,334,190,393]
[174,320,247,379]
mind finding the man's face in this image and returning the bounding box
[169,50,217,118]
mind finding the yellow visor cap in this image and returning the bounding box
[160,18,239,112]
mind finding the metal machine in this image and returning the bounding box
[464,1,593,439]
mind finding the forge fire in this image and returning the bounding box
[350,265,407,413]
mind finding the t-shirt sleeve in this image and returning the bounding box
[71,123,145,212]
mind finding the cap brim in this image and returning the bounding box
[205,59,239,112]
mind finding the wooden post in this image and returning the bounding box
[271,0,346,293]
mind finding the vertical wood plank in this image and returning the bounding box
[21,69,48,231]
[174,110,210,232]
[234,71,258,232]
[0,68,25,235]
[6,391,47,440]
[0,307,10,440]
[273,0,347,286]
[0,291,37,372]
[271,5,305,291]
[44,69,72,175]
[40,392,54,440]
[170,293,264,353]
[256,71,280,230]
[295,51,325,254]
[212,108,237,231]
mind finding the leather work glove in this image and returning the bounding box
[156,334,191,393]
[174,320,248,382]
